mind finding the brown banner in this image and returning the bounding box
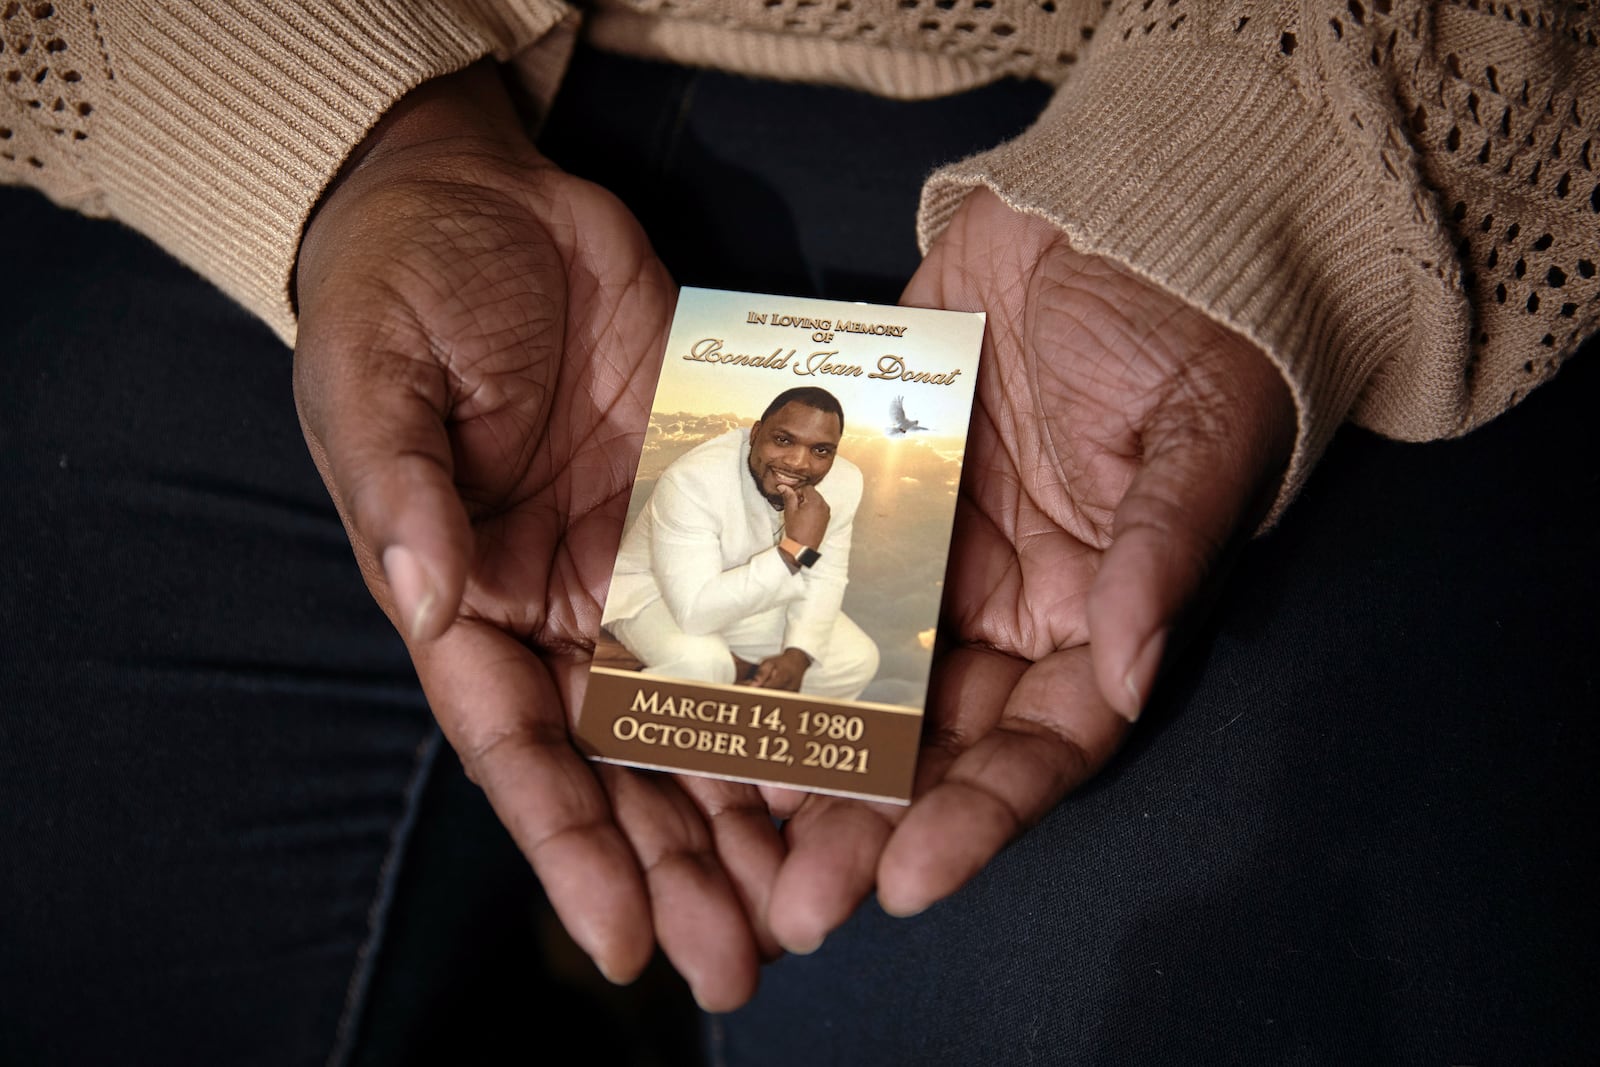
[576,668,923,803]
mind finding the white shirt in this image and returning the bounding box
[603,428,863,662]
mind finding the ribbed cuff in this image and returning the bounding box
[919,43,1469,524]
[92,0,572,346]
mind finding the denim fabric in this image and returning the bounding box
[0,188,440,1064]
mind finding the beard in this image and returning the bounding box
[748,450,786,510]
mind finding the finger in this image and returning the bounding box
[749,662,775,689]
[599,766,765,1010]
[907,644,1027,793]
[1086,339,1293,719]
[678,775,790,961]
[293,334,471,644]
[871,644,1019,917]
[878,646,1126,917]
[767,793,900,955]
[762,645,1020,948]
[759,783,809,820]
[777,484,798,510]
[412,620,655,985]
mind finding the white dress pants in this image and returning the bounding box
[609,599,879,700]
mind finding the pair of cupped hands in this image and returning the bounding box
[293,62,1294,1010]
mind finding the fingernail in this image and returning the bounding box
[382,544,436,643]
[785,931,825,956]
[595,958,629,986]
[1119,628,1167,723]
[881,899,927,919]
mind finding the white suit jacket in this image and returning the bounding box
[603,428,863,663]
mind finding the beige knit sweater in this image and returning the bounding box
[4,0,1596,507]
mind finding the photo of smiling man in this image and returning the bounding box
[603,386,880,699]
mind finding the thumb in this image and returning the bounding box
[777,485,798,511]
[294,340,473,645]
[1086,341,1293,721]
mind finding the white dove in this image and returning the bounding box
[887,395,930,435]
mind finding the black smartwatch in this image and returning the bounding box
[779,537,821,568]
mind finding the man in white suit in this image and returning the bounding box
[604,387,880,698]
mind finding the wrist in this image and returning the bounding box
[296,60,548,311]
[778,536,821,568]
[339,61,535,183]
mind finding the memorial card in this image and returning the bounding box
[576,287,985,803]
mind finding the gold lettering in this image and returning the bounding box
[682,337,793,371]
[836,319,908,337]
[619,698,744,753]
[770,315,833,330]
[867,353,963,386]
[793,350,863,378]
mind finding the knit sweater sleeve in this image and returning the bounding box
[918,0,1600,516]
[0,0,574,345]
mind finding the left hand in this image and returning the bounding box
[743,648,811,691]
[762,188,1296,951]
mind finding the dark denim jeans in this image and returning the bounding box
[3,44,1595,1066]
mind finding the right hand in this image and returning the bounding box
[778,484,830,548]
[292,63,783,1009]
